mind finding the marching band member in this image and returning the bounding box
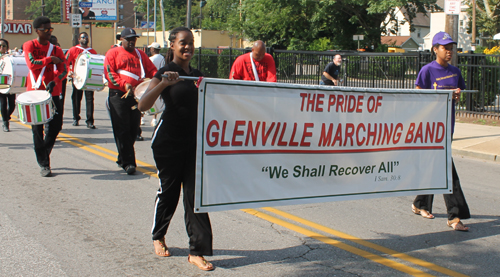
[104,28,157,175]
[66,32,98,129]
[23,16,67,177]
[138,26,214,271]
[0,38,16,132]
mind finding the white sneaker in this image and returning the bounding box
[151,118,157,126]
[140,118,145,125]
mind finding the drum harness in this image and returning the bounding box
[28,43,57,116]
[117,49,145,100]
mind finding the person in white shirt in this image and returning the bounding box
[149,42,165,70]
[148,42,164,126]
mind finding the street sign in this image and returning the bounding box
[140,21,155,29]
[445,0,461,15]
[71,14,82,28]
[353,35,364,41]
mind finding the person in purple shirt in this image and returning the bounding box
[411,32,470,231]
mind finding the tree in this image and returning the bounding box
[25,0,62,22]
[465,0,500,44]
[232,0,440,50]
[134,0,439,51]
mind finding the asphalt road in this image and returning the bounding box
[1,88,499,277]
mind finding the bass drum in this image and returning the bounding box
[0,55,29,94]
[134,79,165,115]
[73,53,106,91]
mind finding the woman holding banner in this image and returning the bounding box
[411,32,470,231]
[138,27,214,271]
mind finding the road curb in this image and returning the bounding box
[452,148,499,163]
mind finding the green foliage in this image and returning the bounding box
[25,0,62,22]
[307,38,335,52]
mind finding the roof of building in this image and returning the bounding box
[381,36,412,46]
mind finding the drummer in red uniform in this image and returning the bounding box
[66,32,98,129]
[23,16,67,177]
[104,28,157,174]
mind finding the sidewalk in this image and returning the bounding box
[452,122,500,163]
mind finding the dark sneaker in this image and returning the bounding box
[40,167,52,177]
[87,123,97,129]
[72,120,79,126]
[125,165,136,175]
[136,135,144,141]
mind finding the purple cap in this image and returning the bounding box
[120,28,140,39]
[432,32,456,46]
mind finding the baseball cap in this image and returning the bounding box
[120,28,140,39]
[432,32,457,46]
[148,42,161,49]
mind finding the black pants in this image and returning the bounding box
[60,78,67,117]
[0,93,16,122]
[72,84,94,124]
[151,120,213,256]
[31,96,63,168]
[413,160,470,221]
[108,89,140,168]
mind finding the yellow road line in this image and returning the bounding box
[11,117,467,276]
[262,207,468,277]
[242,209,435,277]
[57,135,158,178]
[13,117,158,178]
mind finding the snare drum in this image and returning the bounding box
[73,53,106,91]
[134,80,165,115]
[16,90,55,125]
[0,55,29,94]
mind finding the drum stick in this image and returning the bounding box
[122,88,133,99]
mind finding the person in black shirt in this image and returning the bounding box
[321,54,342,86]
[138,26,214,271]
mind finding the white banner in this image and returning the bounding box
[195,79,453,213]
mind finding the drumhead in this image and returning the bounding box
[73,53,90,89]
[16,90,51,103]
[0,55,29,94]
[134,79,151,99]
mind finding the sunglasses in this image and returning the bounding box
[80,36,88,39]
[37,27,54,33]
[0,45,7,48]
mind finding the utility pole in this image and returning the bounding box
[472,0,476,51]
[160,0,166,46]
[147,0,150,48]
[153,0,157,42]
[1,0,5,39]
[71,0,80,46]
[41,0,45,16]
[445,14,459,66]
[186,0,192,29]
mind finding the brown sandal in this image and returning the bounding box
[188,255,214,271]
[447,218,469,232]
[412,204,435,219]
[153,239,171,257]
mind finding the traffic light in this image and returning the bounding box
[200,0,207,7]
